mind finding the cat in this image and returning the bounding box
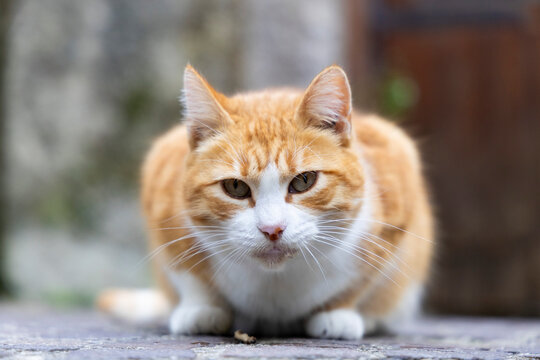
[98,64,434,340]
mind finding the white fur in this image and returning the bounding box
[206,163,374,337]
[167,270,232,335]
[306,309,365,340]
[254,163,288,231]
[169,305,231,335]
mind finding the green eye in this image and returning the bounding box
[222,179,251,199]
[289,171,317,194]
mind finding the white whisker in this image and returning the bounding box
[317,216,432,243]
[303,242,327,283]
[316,233,410,280]
[137,230,227,266]
[312,236,400,287]
[316,227,411,271]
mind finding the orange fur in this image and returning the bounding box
[108,65,434,336]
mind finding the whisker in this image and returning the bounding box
[184,245,233,273]
[316,233,410,280]
[220,245,253,278]
[298,244,317,275]
[321,230,413,272]
[317,217,432,243]
[318,226,400,250]
[317,225,403,256]
[210,247,244,282]
[157,209,192,225]
[167,237,229,268]
[306,241,344,272]
[154,225,227,231]
[317,227,409,265]
[312,236,400,287]
[303,243,327,283]
[137,230,226,266]
[366,219,433,243]
[292,134,323,162]
[304,145,322,161]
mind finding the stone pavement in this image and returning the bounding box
[0,304,539,359]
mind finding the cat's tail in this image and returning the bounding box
[97,288,171,325]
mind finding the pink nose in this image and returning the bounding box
[258,224,286,242]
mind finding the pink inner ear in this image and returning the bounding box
[182,66,231,148]
[302,66,352,135]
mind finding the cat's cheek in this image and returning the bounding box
[305,309,365,340]
[280,207,319,244]
[226,208,261,243]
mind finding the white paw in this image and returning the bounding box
[169,305,232,335]
[306,309,365,340]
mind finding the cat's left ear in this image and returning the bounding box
[297,65,352,146]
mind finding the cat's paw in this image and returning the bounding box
[306,309,365,340]
[169,305,232,335]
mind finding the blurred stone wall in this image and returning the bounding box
[5,0,345,304]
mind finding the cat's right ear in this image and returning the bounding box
[181,65,231,149]
[296,65,353,146]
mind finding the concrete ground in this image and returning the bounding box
[0,304,539,359]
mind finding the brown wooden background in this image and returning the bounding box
[348,0,540,316]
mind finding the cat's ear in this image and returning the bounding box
[182,64,231,148]
[297,65,353,146]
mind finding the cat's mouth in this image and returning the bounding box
[253,245,298,266]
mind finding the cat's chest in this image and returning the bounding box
[212,251,360,321]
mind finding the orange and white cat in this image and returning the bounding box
[99,65,434,340]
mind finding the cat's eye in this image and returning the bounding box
[289,171,318,194]
[222,179,251,199]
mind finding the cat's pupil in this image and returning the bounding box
[233,179,238,189]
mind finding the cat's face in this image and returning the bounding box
[182,65,365,270]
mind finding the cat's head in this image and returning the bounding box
[182,65,366,270]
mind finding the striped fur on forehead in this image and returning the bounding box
[195,125,357,181]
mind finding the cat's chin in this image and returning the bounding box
[252,245,298,270]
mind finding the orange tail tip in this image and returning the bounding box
[97,288,171,325]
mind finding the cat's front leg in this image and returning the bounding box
[305,309,365,340]
[168,270,232,335]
